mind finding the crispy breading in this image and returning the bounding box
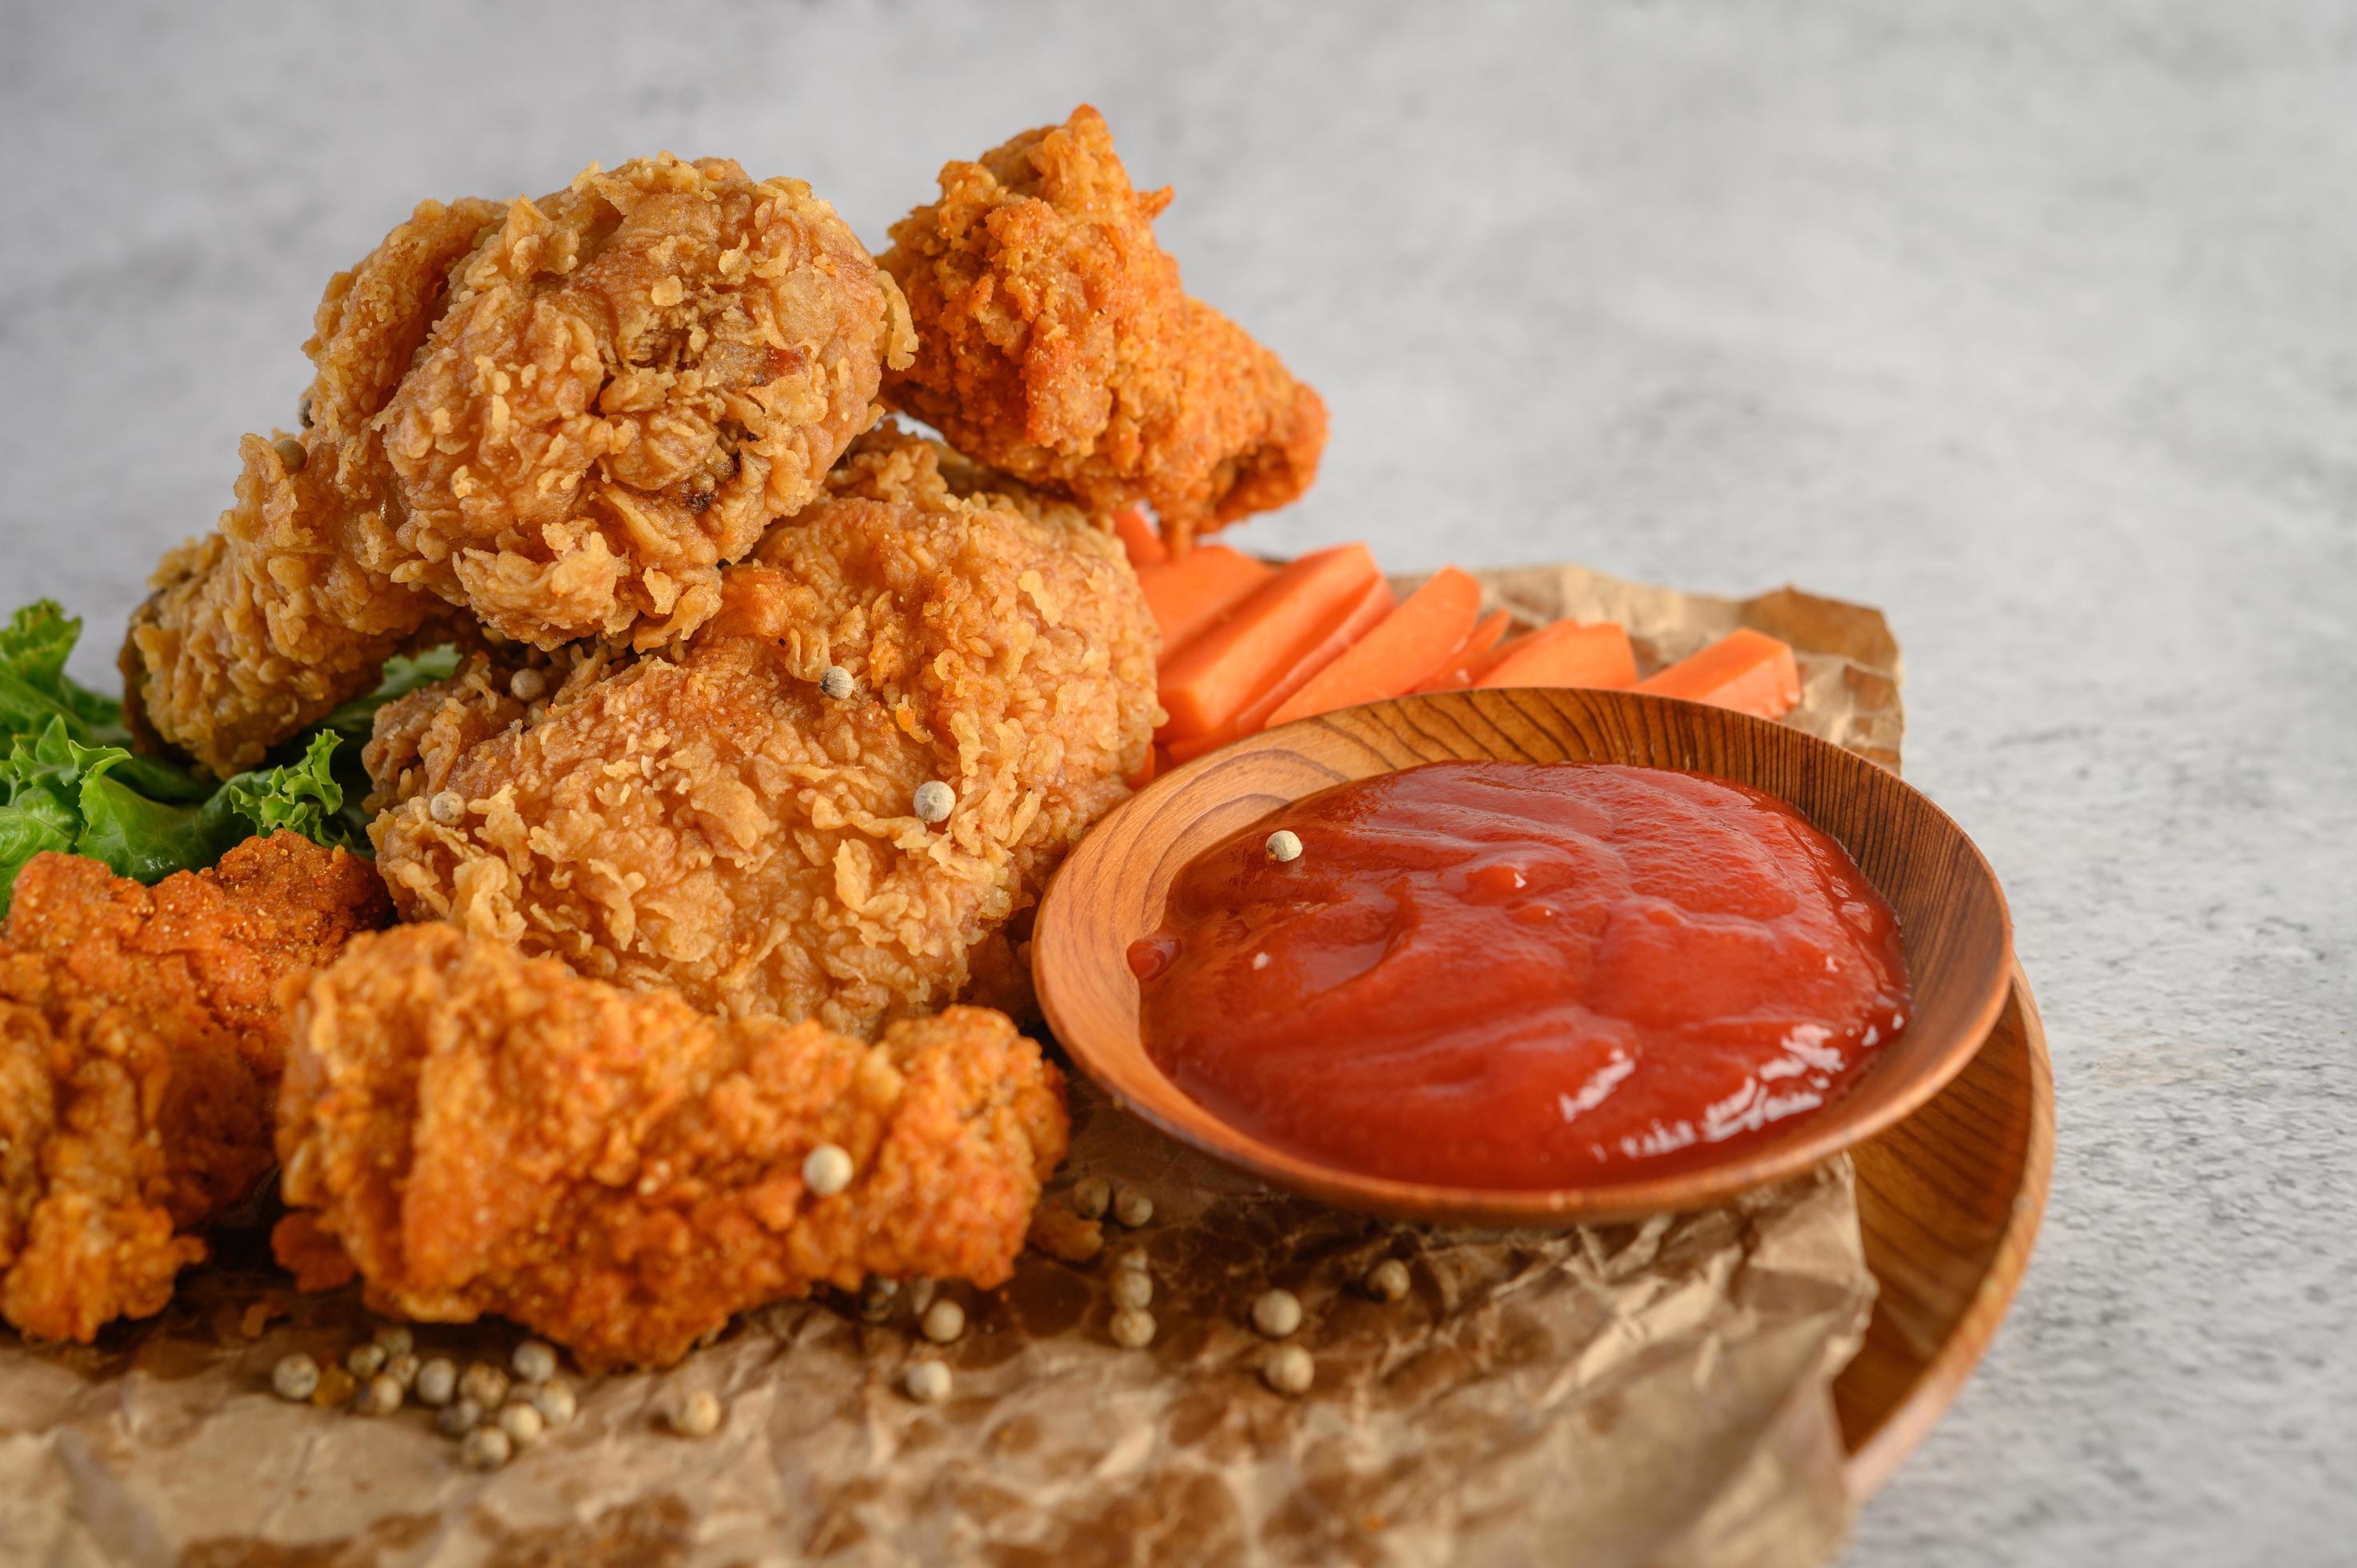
[273,924,1069,1369]
[0,836,392,1342]
[126,156,915,775]
[881,105,1327,551]
[367,426,1157,1034]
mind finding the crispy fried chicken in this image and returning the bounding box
[272,923,1068,1369]
[126,155,915,776]
[0,835,391,1342]
[881,104,1327,553]
[366,425,1156,1034]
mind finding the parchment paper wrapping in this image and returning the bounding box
[0,564,1904,1568]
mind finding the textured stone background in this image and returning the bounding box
[2,2,2351,1562]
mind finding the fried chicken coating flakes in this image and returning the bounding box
[0,836,391,1342]
[882,105,1327,552]
[368,428,1157,1033]
[272,925,1069,1370]
[126,157,914,776]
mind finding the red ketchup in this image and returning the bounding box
[1130,762,1909,1188]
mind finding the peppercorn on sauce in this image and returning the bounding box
[1128,761,1910,1188]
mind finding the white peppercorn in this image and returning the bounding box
[1070,1176,1111,1220]
[912,780,954,823]
[1111,1186,1154,1228]
[1266,829,1303,863]
[498,1402,545,1448]
[460,1426,512,1470]
[272,436,307,474]
[508,666,547,702]
[819,665,854,700]
[920,1298,965,1344]
[438,1397,484,1438]
[1264,1345,1315,1395]
[525,1379,577,1427]
[271,1353,320,1402]
[668,1389,723,1437]
[511,1340,558,1384]
[415,1357,458,1407]
[1110,1269,1152,1310]
[354,1374,404,1416]
[373,1326,414,1358]
[802,1142,854,1196]
[345,1342,386,1378]
[1252,1289,1303,1339]
[858,1275,900,1322]
[385,1353,421,1390]
[1110,1307,1156,1350]
[903,1360,952,1403]
[1366,1258,1411,1302]
[459,1362,509,1410]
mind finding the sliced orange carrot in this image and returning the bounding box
[1166,575,1398,762]
[1636,626,1801,718]
[1265,566,1480,727]
[1478,620,1637,691]
[1412,609,1515,693]
[1137,545,1275,662]
[1157,543,1382,740]
[1112,507,1166,570]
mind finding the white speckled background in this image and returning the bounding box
[2,2,2351,1562]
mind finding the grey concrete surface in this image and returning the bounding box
[2,2,2351,1562]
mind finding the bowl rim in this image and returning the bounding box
[1033,686,2016,1225]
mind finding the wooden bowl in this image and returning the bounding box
[1033,687,2015,1225]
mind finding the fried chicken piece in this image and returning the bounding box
[367,425,1156,1034]
[881,104,1327,553]
[0,835,392,1342]
[127,155,915,776]
[272,924,1068,1369]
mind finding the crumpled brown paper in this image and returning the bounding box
[0,563,1903,1568]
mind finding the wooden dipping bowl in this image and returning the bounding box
[1033,687,2015,1226]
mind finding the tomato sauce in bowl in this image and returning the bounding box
[1128,760,1910,1189]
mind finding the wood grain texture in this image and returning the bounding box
[1032,686,2015,1226]
[1839,962,2055,1495]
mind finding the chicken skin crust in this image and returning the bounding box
[271,924,1069,1370]
[881,104,1327,552]
[0,836,392,1342]
[126,155,915,776]
[366,426,1157,1034]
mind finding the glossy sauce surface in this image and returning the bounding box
[1130,761,1910,1188]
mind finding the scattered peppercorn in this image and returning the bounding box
[802,1142,854,1196]
[385,1353,421,1390]
[912,780,954,823]
[511,1340,558,1384]
[415,1357,458,1407]
[858,1275,900,1322]
[498,1402,545,1448]
[427,790,464,826]
[1110,1270,1153,1311]
[669,1389,723,1437]
[272,436,307,474]
[373,1326,414,1358]
[526,1379,577,1427]
[271,1354,320,1402]
[438,1397,484,1438]
[1266,829,1303,863]
[1114,1246,1150,1274]
[1264,1345,1315,1395]
[1070,1177,1111,1220]
[1252,1289,1303,1338]
[903,1360,952,1403]
[508,667,547,702]
[354,1374,404,1416]
[461,1426,512,1470]
[1110,1308,1156,1350]
[296,394,312,429]
[1366,1258,1411,1302]
[459,1362,509,1410]
[920,1299,965,1344]
[345,1342,386,1378]
[819,665,854,700]
[1112,1187,1154,1228]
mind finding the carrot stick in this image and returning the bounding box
[1166,575,1397,761]
[1157,544,1381,740]
[1412,609,1515,693]
[1636,627,1801,718]
[1266,566,1481,727]
[1111,507,1166,570]
[1137,546,1275,662]
[1477,620,1637,691]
